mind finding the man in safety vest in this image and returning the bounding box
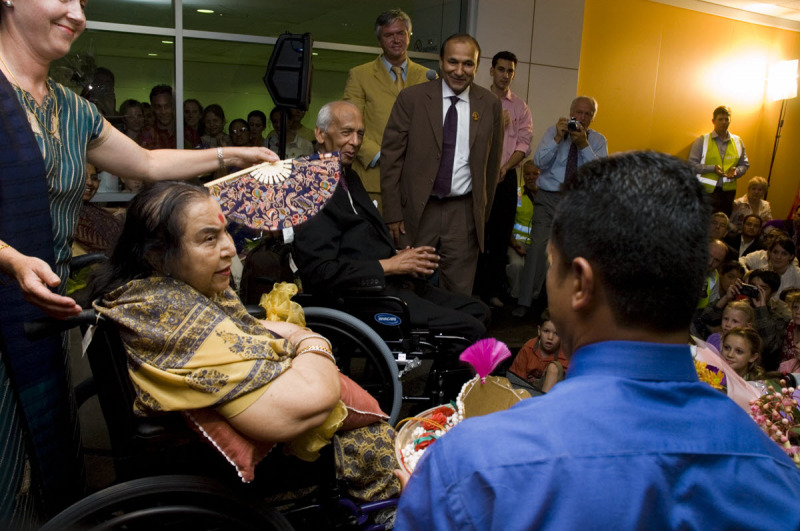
[507,160,540,299]
[688,105,749,216]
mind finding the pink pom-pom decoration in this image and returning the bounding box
[459,338,511,383]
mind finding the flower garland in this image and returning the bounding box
[749,380,800,468]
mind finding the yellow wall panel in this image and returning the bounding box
[579,0,800,218]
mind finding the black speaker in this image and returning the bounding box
[263,33,313,111]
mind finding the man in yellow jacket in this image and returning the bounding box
[688,105,749,216]
[343,9,432,208]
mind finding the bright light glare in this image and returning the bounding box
[744,3,784,16]
[767,60,798,101]
[706,52,768,105]
[197,9,214,14]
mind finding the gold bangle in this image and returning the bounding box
[0,243,10,253]
[296,334,332,350]
[216,146,225,172]
[297,345,336,364]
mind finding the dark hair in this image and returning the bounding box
[540,308,552,324]
[440,33,481,60]
[713,105,731,119]
[375,9,412,39]
[203,104,226,123]
[228,119,248,136]
[149,84,173,103]
[119,99,143,115]
[248,110,267,126]
[748,269,781,294]
[551,151,708,332]
[769,235,796,257]
[492,51,517,68]
[742,214,762,226]
[93,182,211,295]
[720,260,745,276]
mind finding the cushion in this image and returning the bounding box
[182,373,387,482]
[339,372,389,430]
[182,409,275,483]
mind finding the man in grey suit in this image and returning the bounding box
[381,33,504,295]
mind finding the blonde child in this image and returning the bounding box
[779,293,800,372]
[721,327,764,381]
[707,300,754,353]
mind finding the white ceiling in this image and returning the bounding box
[705,0,800,21]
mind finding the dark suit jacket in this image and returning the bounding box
[380,79,504,250]
[293,167,395,292]
[724,234,764,258]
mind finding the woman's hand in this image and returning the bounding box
[717,279,742,308]
[1,249,81,318]
[752,284,768,308]
[225,146,279,170]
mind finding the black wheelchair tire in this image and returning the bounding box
[39,474,293,530]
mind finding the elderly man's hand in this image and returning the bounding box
[380,246,439,277]
[569,126,589,150]
[554,117,569,143]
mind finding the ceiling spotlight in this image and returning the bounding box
[197,9,214,14]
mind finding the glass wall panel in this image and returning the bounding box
[52,29,174,122]
[85,0,174,29]
[182,0,464,49]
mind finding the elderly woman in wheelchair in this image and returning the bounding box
[90,181,400,503]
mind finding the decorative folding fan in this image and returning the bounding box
[205,152,340,230]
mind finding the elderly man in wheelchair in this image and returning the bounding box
[290,102,490,387]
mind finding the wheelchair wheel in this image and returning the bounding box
[304,307,402,425]
[40,475,293,531]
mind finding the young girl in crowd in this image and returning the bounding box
[707,300,755,352]
[720,327,764,381]
[779,294,800,372]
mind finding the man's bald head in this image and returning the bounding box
[315,101,365,166]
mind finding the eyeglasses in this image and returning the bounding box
[231,127,249,134]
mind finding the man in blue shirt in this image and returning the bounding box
[513,96,607,318]
[396,152,800,530]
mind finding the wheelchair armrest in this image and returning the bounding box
[70,253,108,272]
[244,304,266,319]
[133,414,190,440]
[24,309,98,341]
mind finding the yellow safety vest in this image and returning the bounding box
[696,133,743,193]
[512,185,535,246]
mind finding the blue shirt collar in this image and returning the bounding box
[566,341,699,382]
[380,55,408,75]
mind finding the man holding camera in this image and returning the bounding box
[513,96,607,317]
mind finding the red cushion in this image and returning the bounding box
[338,372,389,430]
[182,409,275,483]
[182,374,387,482]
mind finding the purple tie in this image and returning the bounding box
[433,96,459,198]
[564,141,579,182]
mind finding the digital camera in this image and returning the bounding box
[567,118,581,132]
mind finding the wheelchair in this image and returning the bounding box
[243,268,475,408]
[25,300,402,530]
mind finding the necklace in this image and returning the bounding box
[0,52,59,135]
